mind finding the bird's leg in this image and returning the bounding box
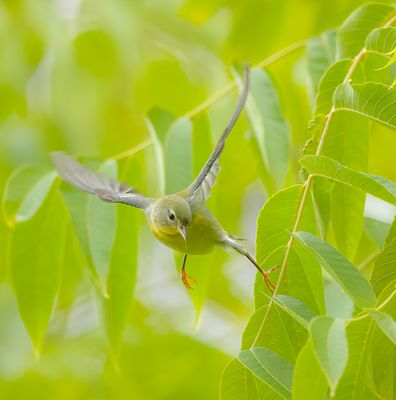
[245,253,278,293]
[180,254,197,289]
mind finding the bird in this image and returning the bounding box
[51,63,276,292]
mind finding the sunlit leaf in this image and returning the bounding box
[2,166,51,227]
[301,155,396,205]
[334,319,373,400]
[310,317,348,395]
[307,30,337,97]
[294,232,377,308]
[315,59,352,115]
[220,358,279,400]
[292,338,328,400]
[87,160,117,289]
[365,26,396,54]
[9,188,68,353]
[333,82,396,130]
[371,238,396,296]
[242,304,307,362]
[237,347,293,400]
[165,117,193,194]
[246,68,291,191]
[368,310,396,345]
[337,3,396,59]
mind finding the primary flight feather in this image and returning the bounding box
[51,63,276,291]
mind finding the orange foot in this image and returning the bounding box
[181,270,197,289]
[262,265,279,293]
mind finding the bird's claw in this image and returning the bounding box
[261,265,279,293]
[181,270,197,289]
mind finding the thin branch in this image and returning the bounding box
[111,138,153,161]
[183,40,306,120]
[251,13,396,348]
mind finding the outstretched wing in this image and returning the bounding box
[187,63,250,201]
[51,152,151,209]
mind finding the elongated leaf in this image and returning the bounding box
[15,172,57,223]
[10,188,68,352]
[220,358,280,400]
[334,319,373,400]
[368,310,396,345]
[238,347,293,400]
[2,166,50,227]
[315,59,352,115]
[256,185,316,264]
[337,3,395,59]
[364,216,390,248]
[385,215,396,245]
[308,111,369,260]
[301,155,396,205]
[255,185,323,313]
[87,160,117,288]
[247,69,290,190]
[333,82,396,130]
[165,117,193,194]
[272,295,317,329]
[371,238,396,296]
[242,304,307,362]
[105,203,139,354]
[307,30,337,97]
[366,26,396,54]
[371,308,396,399]
[294,232,377,308]
[310,317,348,395]
[292,338,328,400]
[145,108,173,196]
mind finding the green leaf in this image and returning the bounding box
[145,108,172,196]
[242,304,307,362]
[256,185,316,265]
[165,117,193,194]
[105,203,139,355]
[300,155,396,205]
[14,172,56,224]
[9,188,68,353]
[309,111,369,260]
[294,232,377,308]
[292,338,328,400]
[334,319,373,400]
[337,3,395,59]
[307,30,337,97]
[237,347,293,400]
[315,59,352,115]
[310,317,348,395]
[246,69,291,190]
[364,216,391,248]
[220,358,280,400]
[365,26,396,54]
[385,214,396,245]
[87,160,117,288]
[368,310,396,345]
[2,166,52,227]
[272,295,317,329]
[333,82,396,130]
[371,238,396,296]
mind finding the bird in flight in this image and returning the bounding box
[52,63,276,292]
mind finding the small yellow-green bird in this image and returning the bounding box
[51,64,275,292]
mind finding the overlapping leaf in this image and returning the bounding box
[300,155,396,205]
[333,82,396,130]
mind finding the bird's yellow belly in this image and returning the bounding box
[151,218,218,255]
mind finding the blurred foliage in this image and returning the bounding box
[1,0,396,399]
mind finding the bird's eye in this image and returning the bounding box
[168,211,175,221]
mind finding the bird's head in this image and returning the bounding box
[150,195,192,240]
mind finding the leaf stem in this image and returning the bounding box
[251,14,396,348]
[183,40,306,119]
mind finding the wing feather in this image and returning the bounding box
[51,152,150,209]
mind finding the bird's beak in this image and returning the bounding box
[178,226,187,242]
